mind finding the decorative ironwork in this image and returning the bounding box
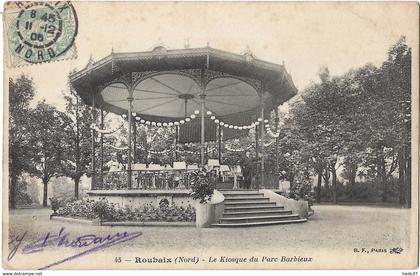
[204,70,262,92]
[131,69,202,88]
[100,73,132,92]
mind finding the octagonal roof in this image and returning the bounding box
[70,46,297,123]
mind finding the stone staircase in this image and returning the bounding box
[212,190,307,227]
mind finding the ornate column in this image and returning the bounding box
[127,97,134,189]
[100,107,104,184]
[133,117,137,164]
[200,94,206,166]
[200,67,206,167]
[260,92,265,189]
[91,93,96,190]
[254,123,259,189]
[218,125,222,164]
[174,126,179,162]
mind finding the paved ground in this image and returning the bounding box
[8,205,411,252]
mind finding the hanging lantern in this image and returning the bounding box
[163,122,168,127]
[151,122,156,126]
[132,112,137,116]
[140,119,145,123]
[157,122,162,127]
[210,116,216,120]
[194,110,200,115]
[168,122,173,126]
[234,126,238,129]
[145,121,150,125]
[190,114,196,119]
[185,118,191,122]
[180,120,185,124]
[229,125,234,129]
[121,114,127,119]
[220,122,225,126]
[214,119,219,123]
[206,111,212,115]
[239,126,243,130]
[174,122,179,126]
[265,124,270,128]
[255,122,260,126]
[264,119,269,123]
[257,118,262,122]
[135,117,140,121]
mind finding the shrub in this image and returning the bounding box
[49,197,61,214]
[56,198,196,222]
[92,199,117,221]
[189,169,215,204]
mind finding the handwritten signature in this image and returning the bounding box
[8,227,143,270]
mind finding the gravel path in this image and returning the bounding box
[8,205,411,252]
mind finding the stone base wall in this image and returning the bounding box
[87,190,194,209]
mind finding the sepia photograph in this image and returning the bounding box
[2,1,419,271]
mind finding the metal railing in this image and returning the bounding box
[95,171,193,190]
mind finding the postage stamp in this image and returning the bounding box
[2,1,419,274]
[4,1,78,66]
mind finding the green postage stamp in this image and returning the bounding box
[4,1,78,66]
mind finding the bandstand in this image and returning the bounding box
[70,46,297,210]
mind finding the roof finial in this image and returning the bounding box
[88,54,94,65]
[243,45,255,62]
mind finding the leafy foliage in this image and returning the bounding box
[9,76,35,208]
[189,169,215,204]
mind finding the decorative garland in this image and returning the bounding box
[225,144,254,152]
[121,110,200,128]
[90,122,124,135]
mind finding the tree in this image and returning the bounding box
[27,101,68,206]
[60,89,92,198]
[9,76,35,209]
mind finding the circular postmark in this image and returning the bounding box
[8,1,78,64]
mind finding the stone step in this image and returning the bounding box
[212,218,307,227]
[222,210,292,217]
[223,194,265,198]
[224,201,275,207]
[224,205,284,212]
[220,214,300,224]
[220,190,259,195]
[224,197,269,202]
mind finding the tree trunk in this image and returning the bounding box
[74,176,80,199]
[405,145,411,208]
[379,155,387,203]
[330,162,338,204]
[332,169,337,204]
[316,168,323,204]
[42,180,48,207]
[9,174,17,209]
[398,150,405,205]
[348,162,357,187]
[323,169,330,199]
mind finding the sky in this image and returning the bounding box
[6,2,419,112]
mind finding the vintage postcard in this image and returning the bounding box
[2,1,419,271]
